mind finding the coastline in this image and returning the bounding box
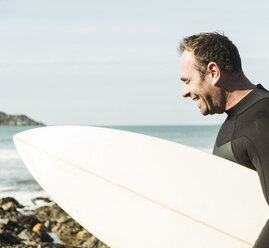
[0,196,109,248]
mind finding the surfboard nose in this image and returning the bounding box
[13,126,46,145]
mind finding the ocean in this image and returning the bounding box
[0,125,220,208]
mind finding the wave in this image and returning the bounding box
[0,149,21,160]
[0,186,16,192]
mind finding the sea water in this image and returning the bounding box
[0,125,220,208]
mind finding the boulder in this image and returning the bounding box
[0,197,24,209]
[0,229,21,246]
[34,203,67,221]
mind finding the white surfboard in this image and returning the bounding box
[13,126,269,248]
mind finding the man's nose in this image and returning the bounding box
[182,84,190,98]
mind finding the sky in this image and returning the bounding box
[1,0,269,125]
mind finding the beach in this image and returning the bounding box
[0,125,219,247]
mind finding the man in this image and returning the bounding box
[179,32,269,248]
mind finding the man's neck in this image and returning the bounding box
[224,74,256,111]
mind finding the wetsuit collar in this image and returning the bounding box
[226,84,269,116]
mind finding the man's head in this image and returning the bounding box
[179,32,243,115]
[179,32,243,79]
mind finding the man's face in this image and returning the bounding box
[179,50,220,115]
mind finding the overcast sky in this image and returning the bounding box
[1,0,269,125]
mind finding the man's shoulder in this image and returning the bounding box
[240,84,269,114]
[250,85,269,112]
[242,96,269,120]
[254,84,269,98]
[239,87,269,127]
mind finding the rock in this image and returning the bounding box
[0,197,24,209]
[3,210,23,224]
[45,220,58,233]
[17,229,31,241]
[52,218,84,245]
[2,202,17,211]
[34,203,67,221]
[44,220,50,229]
[3,219,21,233]
[76,229,92,241]
[32,197,52,205]
[38,230,54,243]
[17,215,40,231]
[32,223,43,232]
[18,229,53,244]
[82,235,98,248]
[58,215,71,223]
[0,218,10,225]
[1,243,75,248]
[0,229,21,245]
[0,111,44,126]
[0,207,5,216]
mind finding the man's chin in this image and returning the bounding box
[199,108,209,116]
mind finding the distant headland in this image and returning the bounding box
[0,111,44,126]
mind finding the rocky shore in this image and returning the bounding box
[0,112,44,126]
[0,197,109,248]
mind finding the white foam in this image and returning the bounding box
[0,186,16,192]
[0,190,50,210]
[0,149,21,160]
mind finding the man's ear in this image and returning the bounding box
[207,62,220,85]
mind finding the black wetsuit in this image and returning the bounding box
[213,84,269,248]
